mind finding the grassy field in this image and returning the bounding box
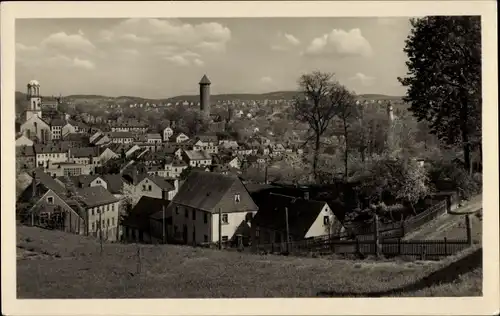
[16,225,482,298]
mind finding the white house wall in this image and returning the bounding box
[304,204,335,239]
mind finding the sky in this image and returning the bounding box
[15,17,413,99]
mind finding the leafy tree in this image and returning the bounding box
[398,16,481,173]
[179,166,193,180]
[293,71,356,181]
[352,155,431,215]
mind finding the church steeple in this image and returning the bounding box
[26,80,42,120]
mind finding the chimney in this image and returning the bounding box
[133,169,138,185]
[31,171,37,198]
[303,191,310,200]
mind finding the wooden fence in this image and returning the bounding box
[345,200,449,240]
[255,237,472,259]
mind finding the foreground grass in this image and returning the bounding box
[16,226,482,298]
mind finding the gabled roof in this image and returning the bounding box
[70,146,100,158]
[34,142,71,154]
[76,186,119,208]
[101,174,125,194]
[62,133,89,142]
[199,74,211,85]
[184,150,212,161]
[124,196,171,228]
[31,168,66,194]
[59,174,100,189]
[196,134,218,143]
[171,171,256,213]
[252,193,329,239]
[16,145,35,157]
[108,131,135,139]
[49,118,66,127]
[139,175,175,191]
[67,119,89,129]
[147,133,162,139]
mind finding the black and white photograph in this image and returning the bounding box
[1,1,498,315]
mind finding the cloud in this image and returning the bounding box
[16,43,39,53]
[165,55,190,67]
[304,28,372,58]
[100,18,231,52]
[19,54,95,70]
[72,57,95,69]
[350,72,375,86]
[271,32,301,52]
[260,76,274,84]
[40,31,96,54]
[284,33,300,46]
[122,48,139,55]
[119,33,151,44]
[193,58,205,67]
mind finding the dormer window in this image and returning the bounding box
[234,194,241,203]
[47,196,54,204]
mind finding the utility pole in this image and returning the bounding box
[264,164,268,184]
[285,207,290,253]
[218,208,222,250]
[99,210,103,255]
[162,204,166,244]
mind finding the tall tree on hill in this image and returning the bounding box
[293,71,356,182]
[398,16,481,174]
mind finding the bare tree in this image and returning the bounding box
[293,71,356,181]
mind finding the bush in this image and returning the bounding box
[428,159,481,198]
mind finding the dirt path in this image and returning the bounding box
[403,195,483,241]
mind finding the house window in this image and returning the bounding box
[112,217,115,225]
[176,207,179,215]
[323,216,330,225]
[255,227,260,237]
[185,209,188,218]
[204,212,208,224]
[91,208,95,216]
[221,214,229,224]
[96,180,101,184]
[204,235,208,242]
[222,236,228,242]
[47,196,54,204]
[107,218,110,226]
[148,185,152,191]
[92,222,95,231]
[234,194,241,203]
[192,209,196,221]
[142,185,146,191]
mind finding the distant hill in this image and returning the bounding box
[15,90,403,107]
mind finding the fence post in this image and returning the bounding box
[398,238,401,255]
[374,214,381,258]
[420,247,426,261]
[444,237,448,256]
[136,246,141,274]
[465,215,473,246]
[356,238,360,255]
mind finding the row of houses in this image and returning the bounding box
[17,169,344,247]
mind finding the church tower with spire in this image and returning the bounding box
[26,79,42,121]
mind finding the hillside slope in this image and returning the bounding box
[16,225,480,298]
[16,90,402,105]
